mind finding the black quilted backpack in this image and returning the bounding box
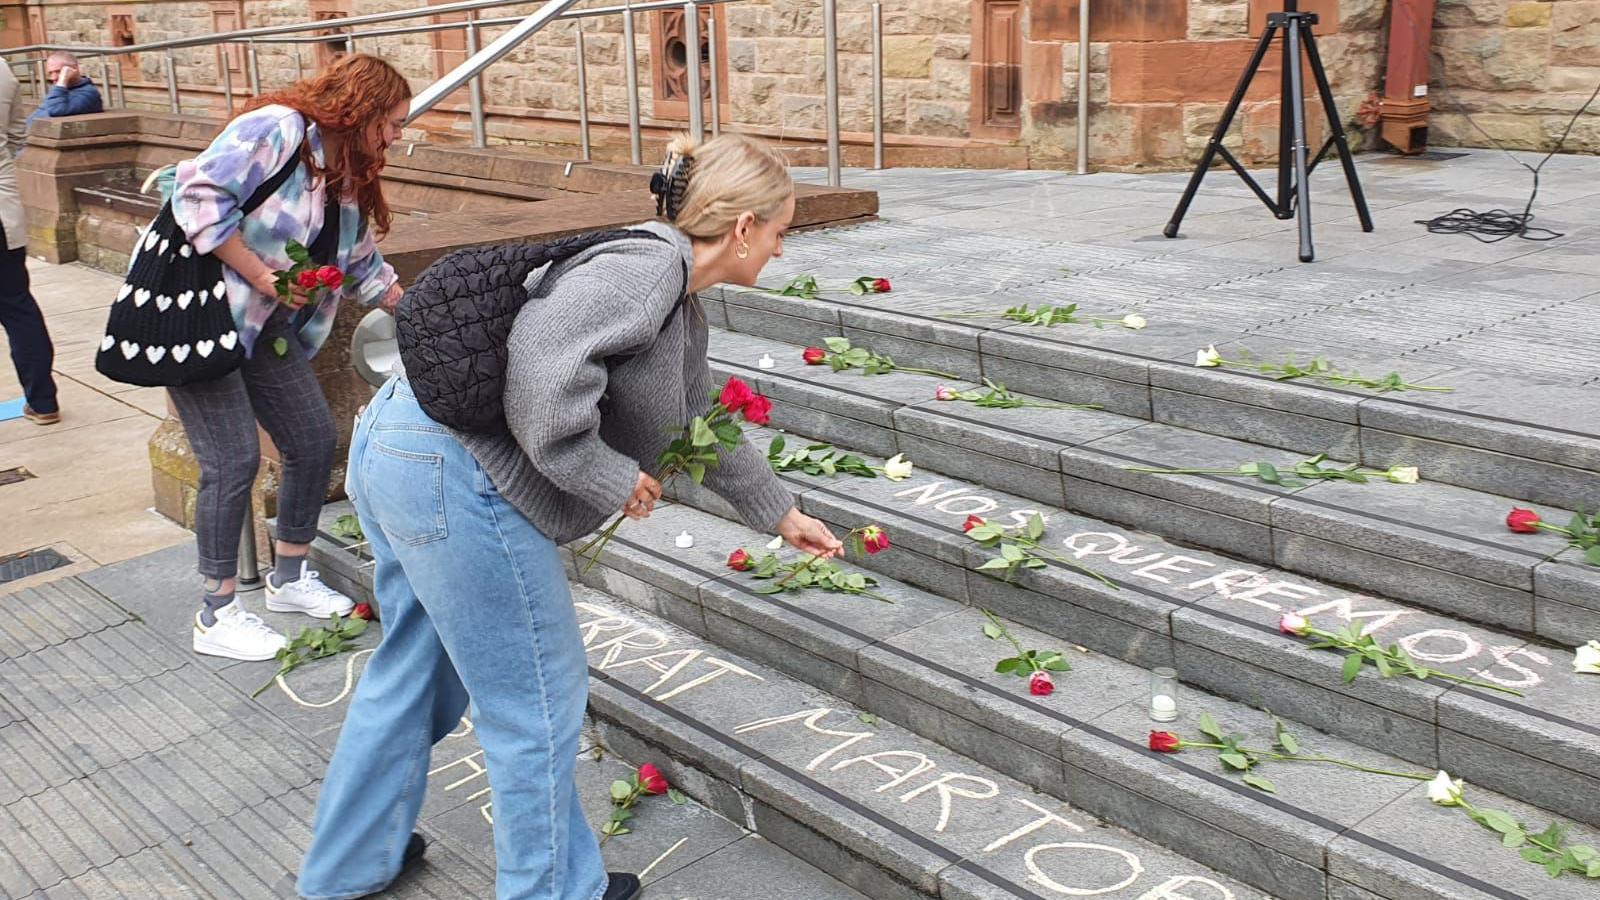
[395,229,687,434]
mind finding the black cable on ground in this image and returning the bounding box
[1413,78,1600,244]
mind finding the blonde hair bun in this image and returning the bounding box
[654,133,792,239]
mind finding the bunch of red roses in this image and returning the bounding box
[274,239,352,305]
[575,376,772,572]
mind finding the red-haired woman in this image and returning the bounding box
[166,54,407,663]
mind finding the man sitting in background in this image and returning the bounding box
[28,52,102,125]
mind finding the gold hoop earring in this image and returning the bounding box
[736,242,750,259]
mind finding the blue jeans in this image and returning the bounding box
[298,378,606,900]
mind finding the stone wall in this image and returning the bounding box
[1427,0,1600,153]
[9,0,1596,168]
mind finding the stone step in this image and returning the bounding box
[552,518,1600,900]
[702,326,1600,645]
[700,262,1600,513]
[577,584,1274,900]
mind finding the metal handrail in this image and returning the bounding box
[9,0,867,183]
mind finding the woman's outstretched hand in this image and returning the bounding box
[777,507,843,558]
[622,471,662,520]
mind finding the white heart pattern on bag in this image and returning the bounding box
[158,238,169,256]
[133,288,151,307]
[176,291,194,310]
[116,284,132,302]
[196,340,215,358]
[219,331,238,351]
[143,230,158,251]
[155,294,172,312]
[196,288,208,305]
[145,345,166,364]
[178,244,192,258]
[120,340,140,360]
[100,335,114,352]
[172,344,191,364]
[213,280,227,299]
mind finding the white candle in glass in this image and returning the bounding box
[1149,667,1180,722]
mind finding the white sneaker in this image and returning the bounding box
[193,603,287,661]
[265,563,355,619]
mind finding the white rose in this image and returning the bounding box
[1574,640,1600,675]
[1426,770,1464,807]
[1195,346,1222,368]
[1386,466,1420,485]
[882,453,914,482]
[1121,314,1147,330]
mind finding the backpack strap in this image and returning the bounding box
[240,141,304,217]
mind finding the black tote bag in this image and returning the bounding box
[94,147,304,387]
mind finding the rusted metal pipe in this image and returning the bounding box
[1378,0,1435,154]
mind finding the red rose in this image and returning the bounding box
[1506,508,1541,534]
[316,265,343,288]
[861,525,889,555]
[296,269,320,289]
[962,515,985,533]
[1028,670,1054,696]
[802,347,827,365]
[727,549,754,571]
[719,377,755,413]
[638,763,669,795]
[350,603,373,620]
[873,278,891,293]
[742,394,772,426]
[1148,731,1181,753]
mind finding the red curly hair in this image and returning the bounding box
[244,54,411,238]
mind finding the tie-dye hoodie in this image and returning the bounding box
[171,104,396,357]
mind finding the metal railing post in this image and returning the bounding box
[684,2,703,141]
[113,57,125,107]
[221,46,234,113]
[871,2,883,169]
[464,19,488,148]
[345,34,356,54]
[707,16,720,137]
[576,26,591,159]
[248,39,261,94]
[237,516,262,592]
[294,46,304,82]
[623,4,642,165]
[165,49,180,113]
[1076,0,1089,175]
[96,56,111,106]
[31,59,42,101]
[823,0,841,185]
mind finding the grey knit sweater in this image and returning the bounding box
[451,220,795,545]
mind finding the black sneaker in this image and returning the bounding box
[403,832,426,868]
[603,872,641,900]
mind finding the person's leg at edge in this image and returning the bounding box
[298,381,469,899]
[0,225,59,420]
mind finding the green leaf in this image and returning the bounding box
[690,418,717,447]
[668,788,687,805]
[1277,730,1300,755]
[286,240,311,264]
[1478,808,1522,836]
[1040,654,1070,672]
[272,337,289,357]
[977,558,1013,571]
[609,780,632,802]
[1342,652,1365,683]
[686,462,706,484]
[1241,773,1277,793]
[1026,514,1045,542]
[995,657,1026,676]
[768,435,785,457]
[1000,543,1026,562]
[1585,544,1600,567]
[1218,752,1251,771]
[1256,462,1282,485]
[823,336,852,353]
[1198,713,1224,743]
[1373,653,1393,678]
[982,621,1004,640]
[1521,846,1551,865]
[1502,829,1528,848]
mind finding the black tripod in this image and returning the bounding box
[1164,0,1373,262]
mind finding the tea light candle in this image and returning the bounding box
[1149,666,1180,722]
[757,353,776,369]
[674,531,694,549]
